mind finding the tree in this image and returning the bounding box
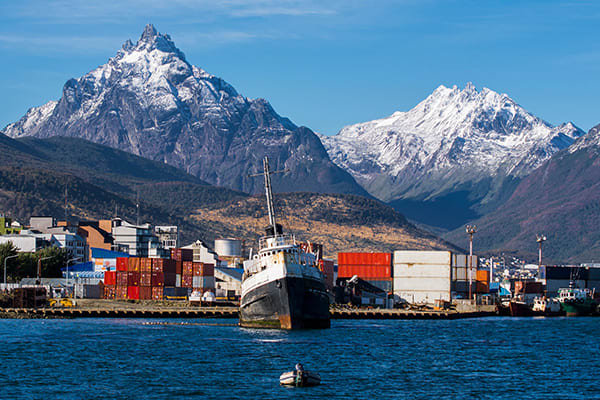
[0,241,18,282]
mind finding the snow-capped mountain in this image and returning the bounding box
[320,83,585,228]
[3,25,367,197]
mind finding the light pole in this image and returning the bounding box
[37,256,54,280]
[466,225,477,300]
[536,235,547,268]
[65,257,81,286]
[4,254,18,285]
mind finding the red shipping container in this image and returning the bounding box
[140,272,152,287]
[140,258,152,273]
[103,285,116,299]
[128,257,140,272]
[104,271,116,286]
[127,286,139,300]
[152,286,164,300]
[175,260,182,275]
[116,257,129,272]
[163,259,176,275]
[127,271,140,286]
[338,252,391,267]
[116,271,128,286]
[139,286,152,300]
[116,286,128,300]
[152,258,164,272]
[151,271,164,287]
[183,261,193,276]
[192,262,214,276]
[171,248,193,262]
[182,274,193,288]
[337,264,391,279]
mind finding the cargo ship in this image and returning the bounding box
[557,287,596,316]
[239,157,330,330]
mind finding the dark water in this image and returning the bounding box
[1,317,599,399]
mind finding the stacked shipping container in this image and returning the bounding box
[104,249,215,301]
[337,252,392,292]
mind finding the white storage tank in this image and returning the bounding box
[214,238,242,257]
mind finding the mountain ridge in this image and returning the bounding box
[2,24,368,198]
[320,83,585,228]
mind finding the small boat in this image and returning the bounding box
[557,287,596,316]
[280,364,321,387]
[531,296,562,316]
[509,298,534,317]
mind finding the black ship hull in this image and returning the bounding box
[240,276,330,329]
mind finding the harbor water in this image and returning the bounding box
[1,317,599,399]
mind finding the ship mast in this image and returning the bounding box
[248,156,288,237]
[263,157,277,234]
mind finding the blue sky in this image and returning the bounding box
[0,0,598,134]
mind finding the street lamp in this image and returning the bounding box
[536,234,547,268]
[466,225,477,300]
[3,254,18,285]
[37,256,54,280]
[65,257,81,286]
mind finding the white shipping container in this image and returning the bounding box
[393,263,451,279]
[192,276,216,289]
[176,274,181,287]
[393,251,452,266]
[395,290,451,304]
[453,254,467,267]
[393,276,451,291]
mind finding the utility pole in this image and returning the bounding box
[64,185,68,226]
[136,188,140,226]
[536,234,547,268]
[466,225,477,301]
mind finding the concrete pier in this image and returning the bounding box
[0,306,495,320]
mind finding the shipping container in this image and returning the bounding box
[116,257,129,272]
[139,286,152,300]
[338,265,391,279]
[152,286,164,300]
[127,257,140,272]
[140,272,152,287]
[514,281,543,294]
[104,271,116,286]
[338,252,391,266]
[175,260,182,275]
[319,259,335,289]
[164,273,176,287]
[116,286,128,300]
[176,274,181,287]
[193,262,215,276]
[151,271,164,287]
[182,274,193,288]
[103,285,116,300]
[476,270,490,283]
[171,248,193,262]
[192,276,215,289]
[127,286,139,300]
[116,271,128,286]
[127,271,140,287]
[140,258,152,273]
[394,251,452,266]
[183,261,193,276]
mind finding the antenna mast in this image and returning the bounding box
[263,157,277,231]
[136,189,140,226]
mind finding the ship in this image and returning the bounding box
[239,157,331,330]
[557,287,596,316]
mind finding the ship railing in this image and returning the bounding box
[259,234,296,249]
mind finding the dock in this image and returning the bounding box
[0,306,495,320]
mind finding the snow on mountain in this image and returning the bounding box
[320,83,585,225]
[2,25,367,197]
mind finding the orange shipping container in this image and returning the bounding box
[116,286,128,300]
[337,264,391,279]
[128,257,140,272]
[139,286,152,300]
[140,272,152,287]
[140,258,152,273]
[183,261,193,276]
[152,286,163,300]
[338,252,391,267]
[476,270,490,282]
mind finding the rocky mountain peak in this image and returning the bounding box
[1,25,367,198]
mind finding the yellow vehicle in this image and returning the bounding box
[48,298,74,307]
